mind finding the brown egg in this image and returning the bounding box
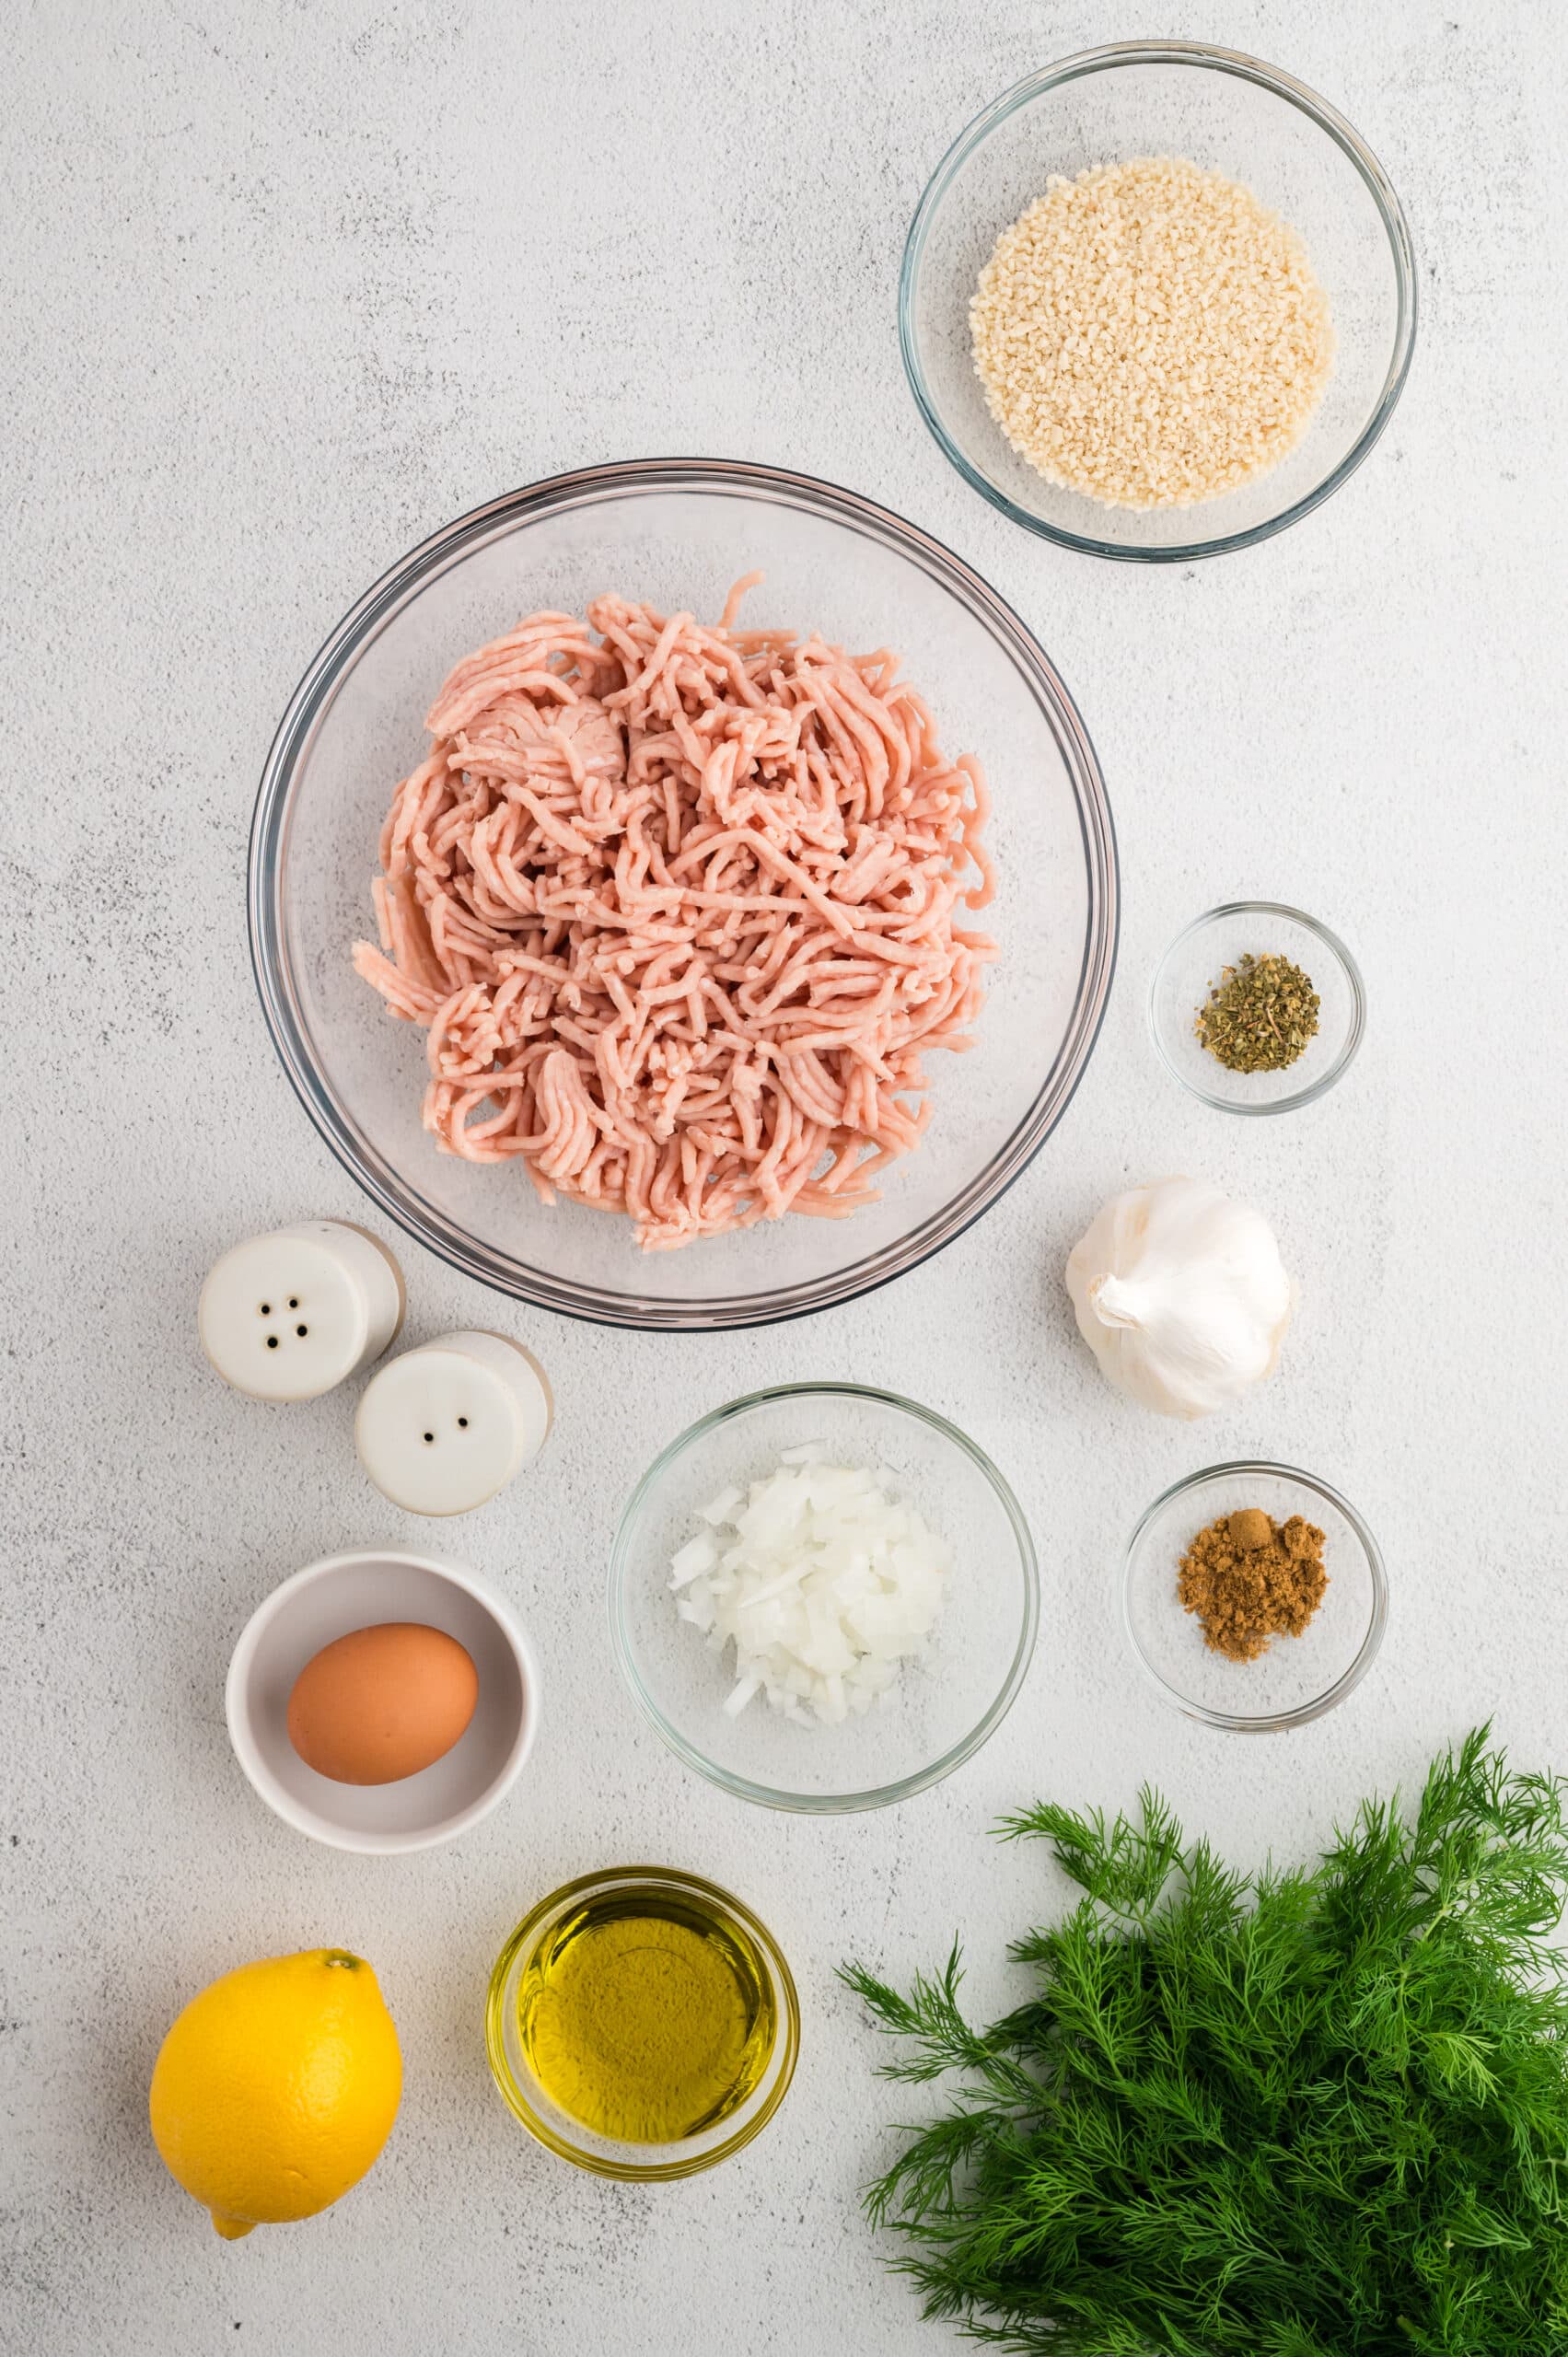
[286,1622,479,1786]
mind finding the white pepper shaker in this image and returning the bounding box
[198,1221,406,1402]
[354,1329,553,1515]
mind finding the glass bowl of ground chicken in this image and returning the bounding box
[1121,1461,1388,1730]
[250,459,1117,1329]
[901,41,1416,561]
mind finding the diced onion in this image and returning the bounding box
[670,1534,718,1589]
[670,1454,951,1727]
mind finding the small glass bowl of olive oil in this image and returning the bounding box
[485,1867,799,2178]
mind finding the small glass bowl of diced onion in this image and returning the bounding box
[610,1383,1039,1812]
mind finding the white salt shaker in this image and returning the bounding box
[199,1221,405,1402]
[354,1330,553,1515]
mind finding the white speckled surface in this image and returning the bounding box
[5,4,1567,2350]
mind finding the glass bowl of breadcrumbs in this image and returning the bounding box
[900,41,1416,562]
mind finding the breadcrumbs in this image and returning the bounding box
[970,155,1334,512]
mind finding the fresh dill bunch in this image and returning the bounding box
[842,1731,1568,2356]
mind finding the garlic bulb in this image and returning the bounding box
[1064,1177,1295,1420]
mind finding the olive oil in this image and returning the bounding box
[517,1884,776,2143]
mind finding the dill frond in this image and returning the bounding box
[842,1731,1568,2355]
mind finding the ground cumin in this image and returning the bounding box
[1178,1506,1328,1663]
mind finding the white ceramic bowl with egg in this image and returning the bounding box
[226,1548,538,1852]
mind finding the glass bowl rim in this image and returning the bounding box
[1121,1457,1389,1731]
[248,456,1119,1331]
[1148,899,1367,1114]
[484,1862,801,2180]
[609,1378,1040,1813]
[899,37,1419,563]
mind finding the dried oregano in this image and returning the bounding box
[1196,950,1320,1072]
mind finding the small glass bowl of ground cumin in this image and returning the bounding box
[1121,1461,1387,1731]
[1150,901,1366,1115]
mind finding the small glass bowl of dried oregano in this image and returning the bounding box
[1148,900,1365,1114]
[1121,1460,1388,1731]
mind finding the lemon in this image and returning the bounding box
[149,1947,401,2239]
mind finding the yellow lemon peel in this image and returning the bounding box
[149,1948,401,2238]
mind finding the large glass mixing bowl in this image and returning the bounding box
[250,460,1117,1329]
